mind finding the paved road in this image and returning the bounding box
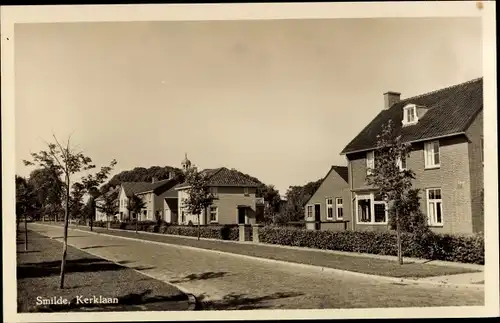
[28,223,484,310]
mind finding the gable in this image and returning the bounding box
[341,78,483,155]
[304,166,349,206]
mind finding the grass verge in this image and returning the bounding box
[16,229,192,312]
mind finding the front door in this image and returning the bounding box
[314,204,321,230]
[238,208,246,224]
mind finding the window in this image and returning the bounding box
[210,187,218,198]
[424,140,440,168]
[306,205,313,218]
[148,194,152,203]
[403,104,418,126]
[143,210,147,216]
[326,198,334,220]
[480,136,484,164]
[427,188,443,226]
[335,198,343,220]
[356,193,387,224]
[181,211,185,223]
[244,187,249,196]
[209,206,218,223]
[366,151,375,175]
[396,154,407,171]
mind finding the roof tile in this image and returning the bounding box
[341,78,483,154]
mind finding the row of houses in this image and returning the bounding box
[305,77,484,235]
[96,77,483,236]
[95,158,265,226]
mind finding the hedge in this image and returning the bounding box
[98,221,253,241]
[258,227,484,265]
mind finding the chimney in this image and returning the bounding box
[384,91,401,110]
[152,177,157,183]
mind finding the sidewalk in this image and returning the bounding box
[17,229,195,312]
[42,223,483,285]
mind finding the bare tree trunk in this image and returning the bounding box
[59,175,70,289]
[396,208,403,265]
[197,213,201,241]
[24,214,28,251]
[90,198,95,232]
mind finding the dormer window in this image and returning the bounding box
[403,104,418,126]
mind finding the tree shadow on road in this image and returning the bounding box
[17,257,127,279]
[17,250,40,254]
[81,245,125,250]
[197,291,304,310]
[31,289,190,312]
[169,271,230,284]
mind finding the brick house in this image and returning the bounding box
[117,176,179,222]
[304,166,351,231]
[340,77,483,235]
[175,159,262,225]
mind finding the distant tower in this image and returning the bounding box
[181,153,192,172]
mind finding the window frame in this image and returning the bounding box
[326,198,334,220]
[426,188,443,227]
[424,140,441,169]
[355,193,388,225]
[306,205,313,219]
[402,104,419,126]
[335,197,344,220]
[366,151,375,175]
[396,154,407,171]
[209,206,218,223]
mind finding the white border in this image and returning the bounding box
[2,2,498,322]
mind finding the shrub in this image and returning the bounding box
[257,227,484,264]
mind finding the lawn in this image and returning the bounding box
[54,223,480,279]
[16,229,193,312]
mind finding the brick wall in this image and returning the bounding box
[465,111,484,233]
[347,134,475,234]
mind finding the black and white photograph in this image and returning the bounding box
[1,2,498,322]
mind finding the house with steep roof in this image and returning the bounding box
[304,166,350,231]
[340,77,483,234]
[175,160,261,225]
[117,176,179,222]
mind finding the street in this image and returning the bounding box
[28,223,484,310]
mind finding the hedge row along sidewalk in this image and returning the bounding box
[49,223,481,279]
[16,229,194,312]
[79,220,484,265]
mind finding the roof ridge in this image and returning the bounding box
[401,77,483,104]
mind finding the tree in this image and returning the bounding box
[365,120,415,265]
[28,167,64,221]
[96,190,119,229]
[388,188,429,235]
[182,167,215,240]
[259,184,281,224]
[23,134,116,289]
[16,176,38,250]
[127,194,146,233]
[80,162,118,231]
[69,182,86,224]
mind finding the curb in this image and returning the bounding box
[43,222,484,272]
[32,223,484,290]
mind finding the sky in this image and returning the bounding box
[14,17,482,196]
